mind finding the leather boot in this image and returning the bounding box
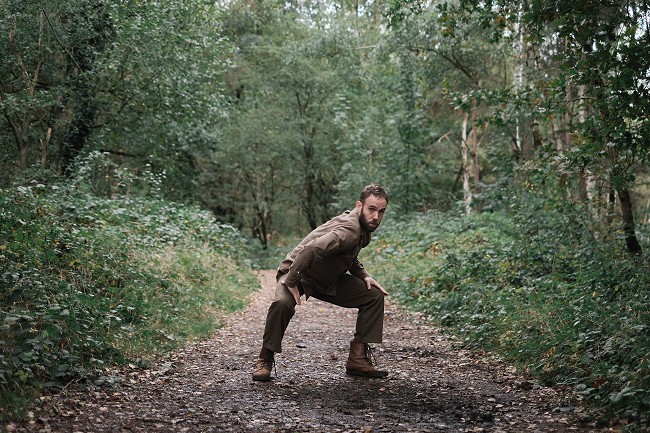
[252,347,274,382]
[346,340,388,378]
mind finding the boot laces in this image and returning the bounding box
[364,344,378,365]
[264,352,277,376]
[270,358,277,376]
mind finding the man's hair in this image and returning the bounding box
[359,184,388,203]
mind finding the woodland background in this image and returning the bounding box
[1,0,648,430]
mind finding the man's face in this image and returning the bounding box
[357,194,388,232]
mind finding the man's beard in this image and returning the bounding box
[359,212,377,232]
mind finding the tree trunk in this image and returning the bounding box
[579,169,589,202]
[470,99,480,213]
[41,127,52,165]
[513,0,524,156]
[617,188,642,255]
[62,80,96,174]
[461,113,472,215]
[302,139,318,230]
[18,135,29,170]
[607,188,616,224]
[252,213,269,249]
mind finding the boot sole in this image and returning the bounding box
[346,369,388,378]
[252,374,272,382]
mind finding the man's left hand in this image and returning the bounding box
[364,276,388,296]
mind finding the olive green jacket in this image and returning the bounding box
[276,208,372,297]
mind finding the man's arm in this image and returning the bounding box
[285,283,302,305]
[348,258,371,280]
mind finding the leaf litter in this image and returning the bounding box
[7,271,615,433]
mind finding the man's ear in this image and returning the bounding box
[355,200,362,210]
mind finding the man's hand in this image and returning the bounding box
[284,283,302,305]
[364,276,388,296]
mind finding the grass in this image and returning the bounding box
[0,182,258,422]
[107,243,256,359]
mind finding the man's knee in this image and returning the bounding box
[269,286,297,316]
[273,295,296,313]
[369,288,385,304]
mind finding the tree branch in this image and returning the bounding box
[41,7,81,71]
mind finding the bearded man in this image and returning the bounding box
[252,183,390,381]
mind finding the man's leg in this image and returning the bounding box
[262,279,297,353]
[311,274,384,343]
[253,279,296,382]
[311,274,388,378]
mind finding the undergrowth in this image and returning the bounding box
[363,198,649,431]
[0,158,258,422]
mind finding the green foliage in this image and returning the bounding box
[0,165,256,421]
[364,200,649,427]
[211,2,374,238]
[0,0,233,198]
[90,0,234,201]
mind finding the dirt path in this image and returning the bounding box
[11,270,610,433]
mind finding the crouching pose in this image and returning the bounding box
[252,184,390,381]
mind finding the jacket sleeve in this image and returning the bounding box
[349,259,371,281]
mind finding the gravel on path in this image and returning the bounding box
[9,270,612,433]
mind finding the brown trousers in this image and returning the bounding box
[262,274,385,353]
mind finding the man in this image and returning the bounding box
[252,184,390,382]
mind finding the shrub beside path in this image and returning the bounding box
[10,270,612,433]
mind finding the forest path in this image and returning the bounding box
[12,270,608,433]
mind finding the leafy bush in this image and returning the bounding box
[0,166,257,421]
[364,199,649,429]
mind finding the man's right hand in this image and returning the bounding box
[284,283,301,305]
